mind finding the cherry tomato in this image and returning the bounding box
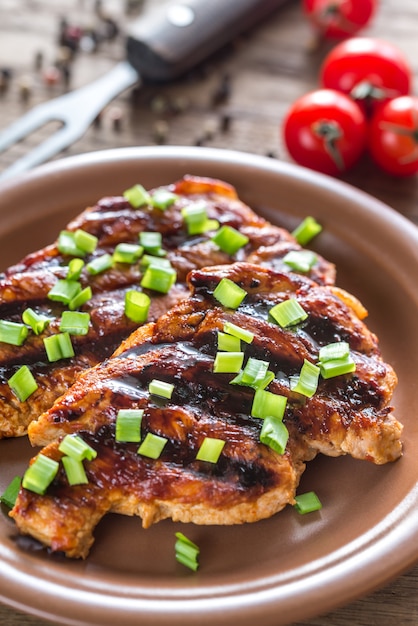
[320,37,412,114]
[368,96,418,176]
[303,0,378,39]
[283,89,367,176]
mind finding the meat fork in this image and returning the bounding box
[0,0,291,182]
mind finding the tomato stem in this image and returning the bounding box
[312,120,344,171]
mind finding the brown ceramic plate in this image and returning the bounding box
[1,146,418,626]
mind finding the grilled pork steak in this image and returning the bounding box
[12,263,401,558]
[0,176,335,438]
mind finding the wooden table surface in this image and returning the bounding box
[0,0,418,624]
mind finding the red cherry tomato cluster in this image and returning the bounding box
[303,0,378,39]
[283,37,418,177]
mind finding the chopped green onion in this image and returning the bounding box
[22,308,51,335]
[113,243,144,264]
[294,491,322,514]
[290,359,320,398]
[44,332,75,362]
[115,409,144,442]
[292,216,322,246]
[137,432,167,459]
[0,320,28,346]
[217,331,241,352]
[182,202,218,235]
[251,388,287,420]
[68,286,92,311]
[0,476,21,508]
[269,298,308,328]
[318,341,350,362]
[57,230,86,257]
[48,279,82,305]
[149,379,174,399]
[213,351,244,373]
[123,183,151,208]
[86,253,113,275]
[151,188,179,209]
[8,365,38,402]
[67,258,85,281]
[283,250,318,273]
[139,231,163,255]
[223,321,254,344]
[196,437,225,463]
[140,265,176,294]
[58,434,97,461]
[319,354,356,379]
[260,416,289,455]
[213,278,247,309]
[230,357,272,390]
[22,454,59,495]
[59,311,90,336]
[124,290,151,323]
[211,225,249,255]
[140,254,172,269]
[175,532,200,571]
[74,229,98,254]
[62,456,88,486]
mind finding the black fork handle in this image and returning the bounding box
[126,0,290,82]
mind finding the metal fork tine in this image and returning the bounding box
[0,105,57,152]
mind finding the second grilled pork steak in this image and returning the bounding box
[0,176,335,439]
[12,263,401,558]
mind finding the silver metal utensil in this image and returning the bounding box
[0,0,290,181]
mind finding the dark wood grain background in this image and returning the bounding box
[0,0,418,624]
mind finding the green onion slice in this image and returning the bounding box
[140,254,172,269]
[230,357,273,390]
[223,321,254,344]
[125,290,151,323]
[213,351,244,374]
[123,183,151,208]
[283,250,318,273]
[175,532,200,571]
[62,456,88,486]
[292,216,322,246]
[290,359,320,398]
[260,416,289,455]
[115,409,144,442]
[68,286,92,311]
[0,320,28,346]
[86,253,113,275]
[149,379,174,399]
[22,454,59,495]
[196,437,225,463]
[137,432,167,459]
[59,311,90,336]
[8,365,38,402]
[0,476,21,508]
[213,278,247,309]
[44,332,75,362]
[67,258,85,281]
[57,230,86,257]
[74,229,98,254]
[113,243,144,264]
[140,265,176,294]
[251,388,287,420]
[211,225,249,255]
[318,341,350,362]
[151,188,179,210]
[294,491,322,514]
[139,231,163,254]
[48,279,82,305]
[22,308,51,335]
[269,298,308,328]
[217,331,241,352]
[319,354,356,379]
[181,202,219,235]
[58,434,97,461]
